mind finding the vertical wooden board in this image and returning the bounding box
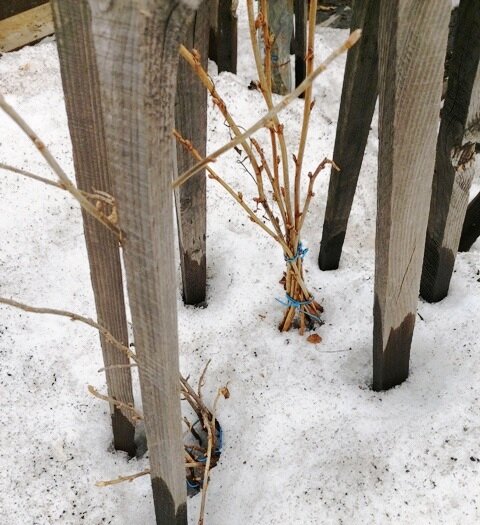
[51,0,135,456]
[421,0,480,302]
[374,0,450,391]
[294,0,307,89]
[459,190,480,252]
[318,0,379,270]
[175,4,208,306]
[268,0,293,95]
[87,1,190,522]
[217,0,238,74]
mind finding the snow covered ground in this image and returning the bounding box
[1,5,479,525]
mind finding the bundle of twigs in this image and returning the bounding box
[174,0,359,334]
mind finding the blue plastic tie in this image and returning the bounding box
[187,478,200,489]
[284,241,309,264]
[276,293,323,324]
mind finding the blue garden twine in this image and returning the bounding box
[284,241,309,263]
[276,293,323,324]
[186,423,223,489]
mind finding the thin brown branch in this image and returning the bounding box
[96,470,151,487]
[0,296,137,362]
[174,130,293,257]
[0,93,124,241]
[294,0,318,240]
[88,385,143,421]
[172,30,361,189]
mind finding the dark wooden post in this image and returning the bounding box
[210,0,238,74]
[293,0,307,89]
[268,0,293,95]
[374,0,450,391]
[51,0,136,456]
[420,0,480,302]
[318,0,379,270]
[87,1,190,522]
[175,4,208,306]
[459,190,480,252]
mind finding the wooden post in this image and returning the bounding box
[459,190,480,252]
[318,0,379,270]
[268,0,293,95]
[51,0,136,456]
[420,0,480,302]
[175,4,208,306]
[87,1,190,522]
[374,0,450,391]
[293,0,307,89]
[212,0,238,74]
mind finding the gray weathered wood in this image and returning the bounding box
[87,1,191,522]
[318,0,379,270]
[175,4,208,306]
[51,0,136,456]
[293,0,307,89]
[459,190,480,252]
[420,0,480,302]
[374,0,450,391]
[268,0,293,95]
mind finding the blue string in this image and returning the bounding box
[284,241,309,263]
[187,479,200,489]
[276,293,323,324]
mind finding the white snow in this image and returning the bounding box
[1,4,479,525]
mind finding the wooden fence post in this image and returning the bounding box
[268,0,293,95]
[175,4,209,306]
[210,0,238,74]
[459,190,480,252]
[420,0,480,302]
[293,0,307,89]
[318,0,379,270]
[87,1,191,522]
[374,0,450,391]
[51,0,136,456]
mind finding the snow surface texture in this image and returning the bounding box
[1,5,479,525]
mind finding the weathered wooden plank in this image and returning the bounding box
[175,4,208,306]
[374,0,450,391]
[215,0,238,74]
[0,3,53,53]
[0,0,48,21]
[293,0,307,89]
[318,0,379,270]
[268,0,293,95]
[421,0,480,302]
[459,190,480,252]
[51,0,136,456]
[87,1,191,522]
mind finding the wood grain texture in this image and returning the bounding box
[268,0,293,95]
[459,190,480,252]
[0,3,53,53]
[318,0,379,270]
[374,0,450,391]
[51,0,135,455]
[175,4,208,306]
[421,0,480,303]
[293,0,307,89]
[87,1,191,522]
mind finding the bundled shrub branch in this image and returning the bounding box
[174,2,360,333]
